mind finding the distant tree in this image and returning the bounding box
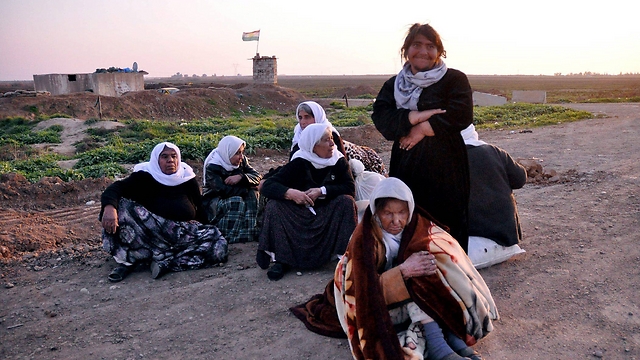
[202,74,207,78]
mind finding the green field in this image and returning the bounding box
[146,74,640,103]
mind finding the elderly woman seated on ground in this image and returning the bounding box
[256,122,358,281]
[291,177,498,360]
[461,124,527,269]
[100,142,228,282]
[202,135,261,243]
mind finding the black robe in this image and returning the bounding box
[372,69,473,251]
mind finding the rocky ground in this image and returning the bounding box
[1,89,639,359]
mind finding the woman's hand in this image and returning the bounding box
[284,188,314,206]
[399,121,435,151]
[101,205,119,234]
[224,174,243,185]
[257,179,266,192]
[304,188,322,202]
[399,251,437,279]
[408,108,446,125]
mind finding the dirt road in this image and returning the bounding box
[1,103,639,359]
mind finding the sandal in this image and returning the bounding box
[108,264,133,282]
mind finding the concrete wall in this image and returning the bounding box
[473,91,507,106]
[92,72,144,97]
[33,74,95,96]
[252,55,277,84]
[512,90,547,104]
[33,72,144,97]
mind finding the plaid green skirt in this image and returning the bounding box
[208,190,259,243]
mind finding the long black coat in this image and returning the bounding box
[372,69,473,251]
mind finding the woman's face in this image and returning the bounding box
[377,199,410,235]
[229,144,245,166]
[158,147,179,175]
[298,109,315,130]
[407,34,440,74]
[312,128,335,159]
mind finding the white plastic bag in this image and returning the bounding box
[468,236,525,269]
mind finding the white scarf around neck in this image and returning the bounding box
[133,142,196,187]
[290,122,343,169]
[203,135,245,184]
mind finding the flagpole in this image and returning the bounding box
[256,39,260,55]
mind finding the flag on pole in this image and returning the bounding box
[242,30,260,41]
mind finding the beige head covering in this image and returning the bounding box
[369,177,415,223]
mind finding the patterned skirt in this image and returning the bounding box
[210,190,259,243]
[103,198,228,272]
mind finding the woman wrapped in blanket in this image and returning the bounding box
[290,177,498,360]
[203,135,262,243]
[100,142,228,282]
[257,122,357,281]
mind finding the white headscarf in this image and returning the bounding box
[369,177,415,223]
[202,135,246,184]
[394,60,448,110]
[133,142,196,187]
[369,177,416,266]
[291,101,339,150]
[350,158,386,202]
[460,124,487,147]
[290,122,344,169]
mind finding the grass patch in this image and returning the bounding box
[0,102,593,182]
[473,103,592,129]
[0,154,84,182]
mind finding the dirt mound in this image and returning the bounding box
[0,84,306,121]
[0,173,112,211]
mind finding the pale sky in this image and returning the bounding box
[1,0,638,81]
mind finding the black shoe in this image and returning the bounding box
[267,262,290,281]
[150,261,166,279]
[108,264,133,282]
[256,250,271,270]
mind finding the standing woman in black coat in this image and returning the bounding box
[372,23,473,251]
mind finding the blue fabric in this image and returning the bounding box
[423,321,453,360]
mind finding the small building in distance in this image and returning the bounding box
[252,54,277,84]
[33,70,145,97]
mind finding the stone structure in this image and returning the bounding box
[472,91,507,106]
[512,90,547,104]
[33,72,144,97]
[252,54,277,84]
